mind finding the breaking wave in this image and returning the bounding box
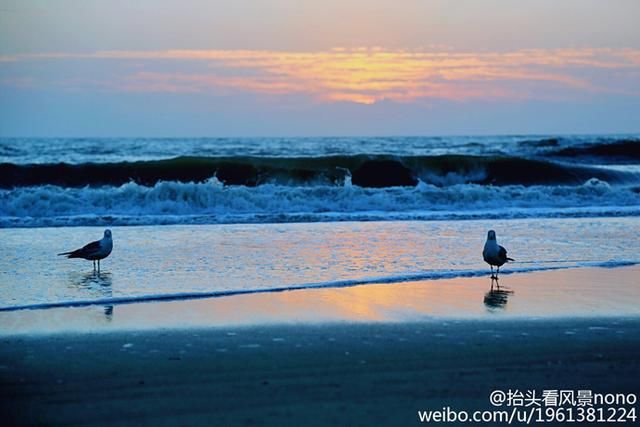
[2,177,639,227]
[2,153,638,189]
[544,139,640,163]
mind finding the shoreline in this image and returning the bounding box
[4,208,640,229]
[2,265,639,336]
[2,259,639,425]
[1,260,637,313]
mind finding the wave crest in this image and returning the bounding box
[1,178,639,227]
[2,154,637,189]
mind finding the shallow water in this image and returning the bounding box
[1,217,638,311]
[1,266,639,335]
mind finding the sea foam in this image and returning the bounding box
[1,178,639,227]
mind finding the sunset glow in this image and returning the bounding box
[1,0,639,135]
[4,48,640,105]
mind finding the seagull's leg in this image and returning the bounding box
[490,265,494,278]
[497,266,500,278]
[93,260,96,272]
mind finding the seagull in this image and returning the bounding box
[58,229,113,271]
[482,230,514,278]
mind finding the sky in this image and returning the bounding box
[1,0,639,137]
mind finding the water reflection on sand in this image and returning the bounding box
[484,277,514,311]
[2,265,638,335]
[67,271,114,321]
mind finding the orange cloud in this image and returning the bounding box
[4,48,640,103]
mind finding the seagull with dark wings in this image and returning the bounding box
[58,229,113,272]
[483,229,514,279]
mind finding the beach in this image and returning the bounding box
[2,265,640,425]
[3,0,640,423]
[1,136,640,425]
[2,317,639,426]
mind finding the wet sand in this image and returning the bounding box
[2,318,640,426]
[1,267,640,426]
[2,266,640,334]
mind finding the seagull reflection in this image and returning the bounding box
[103,305,114,320]
[68,271,114,320]
[483,277,514,311]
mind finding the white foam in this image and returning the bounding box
[1,179,639,227]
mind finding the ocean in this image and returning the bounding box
[1,135,639,314]
[1,135,640,228]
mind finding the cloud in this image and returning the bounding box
[3,48,640,103]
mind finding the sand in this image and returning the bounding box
[2,266,640,426]
[2,318,640,426]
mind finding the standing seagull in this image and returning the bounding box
[483,230,514,278]
[58,229,113,272]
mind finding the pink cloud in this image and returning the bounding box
[3,48,640,104]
